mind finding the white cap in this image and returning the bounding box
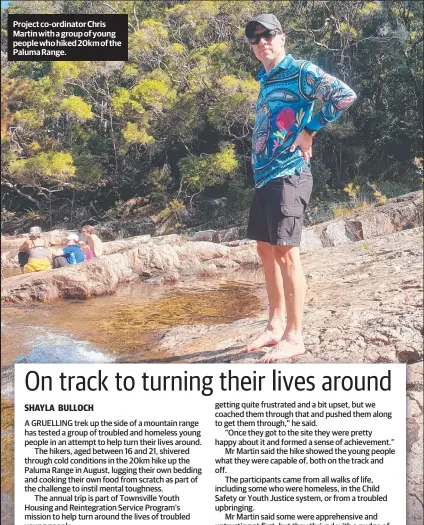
[29,226,42,235]
[66,233,79,242]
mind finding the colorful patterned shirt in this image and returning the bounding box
[252,54,357,188]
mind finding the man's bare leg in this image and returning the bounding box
[261,245,306,361]
[244,241,285,352]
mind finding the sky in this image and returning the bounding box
[1,1,10,8]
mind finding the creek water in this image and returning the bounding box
[1,269,265,523]
[2,269,265,365]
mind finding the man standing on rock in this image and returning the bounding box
[243,14,356,361]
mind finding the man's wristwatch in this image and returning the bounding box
[303,127,317,137]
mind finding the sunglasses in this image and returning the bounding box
[248,29,280,45]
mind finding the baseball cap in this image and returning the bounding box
[245,14,283,38]
[29,226,42,236]
[66,233,79,242]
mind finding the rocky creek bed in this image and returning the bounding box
[1,191,423,524]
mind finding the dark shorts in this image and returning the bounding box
[53,256,69,268]
[247,169,313,247]
[18,252,29,268]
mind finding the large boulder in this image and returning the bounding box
[191,230,221,243]
[1,255,134,302]
[345,191,423,240]
[300,228,324,252]
[1,238,258,303]
[219,226,248,243]
[102,235,151,255]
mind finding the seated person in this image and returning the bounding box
[81,224,103,257]
[19,226,51,273]
[51,233,85,268]
[78,236,94,260]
